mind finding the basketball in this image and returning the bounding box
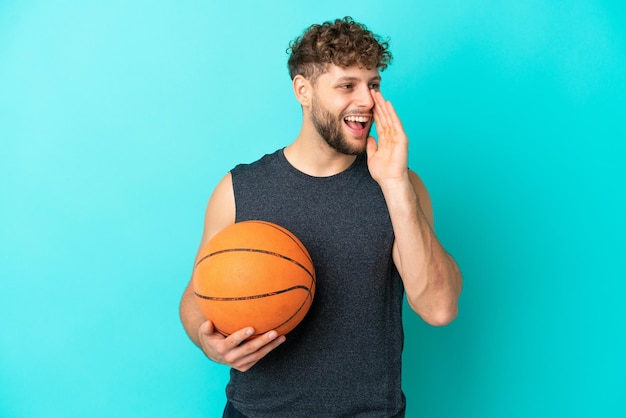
[192,220,316,337]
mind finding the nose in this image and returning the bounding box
[354,85,374,109]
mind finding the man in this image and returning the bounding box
[179,17,462,418]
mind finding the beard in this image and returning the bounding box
[310,96,370,156]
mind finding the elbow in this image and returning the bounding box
[410,299,458,327]
[426,305,458,327]
[406,265,463,327]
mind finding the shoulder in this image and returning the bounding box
[197,173,236,251]
[200,149,282,246]
[232,149,283,174]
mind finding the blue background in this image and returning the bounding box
[1,1,624,417]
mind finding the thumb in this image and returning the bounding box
[199,320,214,336]
[366,136,378,158]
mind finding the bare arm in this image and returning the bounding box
[179,173,286,371]
[383,169,462,326]
[367,90,462,326]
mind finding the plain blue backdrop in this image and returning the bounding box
[1,1,625,417]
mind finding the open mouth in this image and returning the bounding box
[343,115,371,133]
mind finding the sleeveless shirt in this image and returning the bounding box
[228,149,406,417]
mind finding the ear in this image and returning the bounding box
[292,75,312,107]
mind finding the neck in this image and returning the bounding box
[284,125,357,177]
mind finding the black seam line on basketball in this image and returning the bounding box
[247,221,312,263]
[195,248,315,281]
[194,285,310,301]
[211,292,313,337]
[247,221,313,264]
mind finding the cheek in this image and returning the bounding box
[316,91,349,115]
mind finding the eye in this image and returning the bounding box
[369,83,380,91]
[339,84,353,90]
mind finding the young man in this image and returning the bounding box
[180,17,462,418]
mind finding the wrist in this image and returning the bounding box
[377,173,412,194]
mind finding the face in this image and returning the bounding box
[308,65,381,155]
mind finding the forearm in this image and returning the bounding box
[179,283,205,347]
[380,176,462,326]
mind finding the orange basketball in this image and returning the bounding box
[192,220,316,337]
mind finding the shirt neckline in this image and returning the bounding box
[277,148,364,181]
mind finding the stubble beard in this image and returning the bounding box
[310,96,370,156]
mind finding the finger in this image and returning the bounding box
[371,90,389,128]
[384,99,404,131]
[373,108,393,146]
[240,330,284,354]
[232,332,287,372]
[375,90,401,129]
[224,327,256,349]
[223,331,282,368]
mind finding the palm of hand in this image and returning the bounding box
[366,90,409,183]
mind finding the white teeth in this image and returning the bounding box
[344,116,370,123]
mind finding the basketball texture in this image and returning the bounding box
[192,220,316,337]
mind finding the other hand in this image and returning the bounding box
[197,320,286,372]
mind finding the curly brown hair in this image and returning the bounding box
[287,17,392,82]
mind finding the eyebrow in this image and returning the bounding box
[334,75,382,83]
